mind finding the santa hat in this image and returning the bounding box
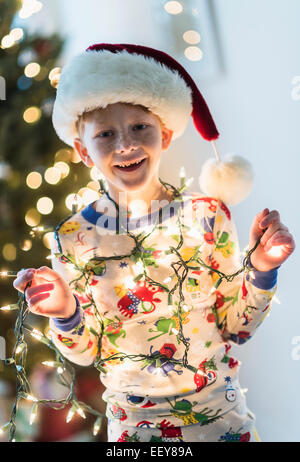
[52,43,253,206]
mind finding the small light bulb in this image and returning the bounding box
[29,403,38,425]
[77,407,86,419]
[182,305,189,312]
[171,328,179,335]
[26,394,38,402]
[31,328,43,340]
[0,305,11,311]
[66,408,75,423]
[163,276,172,284]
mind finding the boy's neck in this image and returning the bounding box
[100,178,174,217]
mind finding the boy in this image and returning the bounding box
[14,44,295,442]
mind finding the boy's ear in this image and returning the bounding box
[73,137,94,167]
[161,127,173,151]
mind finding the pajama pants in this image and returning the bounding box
[107,406,261,442]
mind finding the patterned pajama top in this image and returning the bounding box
[48,192,279,435]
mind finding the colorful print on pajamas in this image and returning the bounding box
[48,192,279,442]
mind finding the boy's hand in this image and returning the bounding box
[13,266,77,319]
[248,208,296,272]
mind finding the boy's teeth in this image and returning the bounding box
[118,159,143,167]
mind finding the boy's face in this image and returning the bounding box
[74,103,173,195]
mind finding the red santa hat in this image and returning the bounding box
[52,43,254,205]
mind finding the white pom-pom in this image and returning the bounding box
[198,154,254,206]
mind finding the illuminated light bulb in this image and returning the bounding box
[183,30,201,45]
[199,244,205,252]
[272,295,281,305]
[163,276,172,284]
[66,193,83,212]
[249,270,256,279]
[66,407,75,423]
[166,224,179,235]
[31,328,43,341]
[184,46,203,61]
[125,277,135,290]
[180,166,186,178]
[133,261,144,275]
[186,177,194,187]
[15,344,24,354]
[24,62,40,78]
[266,245,284,258]
[42,361,55,367]
[241,388,248,394]
[210,287,217,295]
[29,403,38,425]
[129,200,147,218]
[23,106,41,124]
[26,394,38,402]
[0,305,11,311]
[77,407,86,419]
[164,1,183,15]
[182,305,189,312]
[186,228,202,239]
[171,328,179,335]
[0,271,8,277]
[0,428,3,435]
[93,417,102,436]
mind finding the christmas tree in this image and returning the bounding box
[0,1,105,441]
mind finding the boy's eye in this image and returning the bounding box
[133,124,147,130]
[98,130,113,138]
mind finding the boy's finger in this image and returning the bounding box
[26,283,54,298]
[28,291,51,307]
[13,269,36,293]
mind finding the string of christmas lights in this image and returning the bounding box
[0,173,262,442]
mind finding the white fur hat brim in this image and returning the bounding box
[52,49,193,147]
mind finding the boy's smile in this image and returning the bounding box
[74,102,173,214]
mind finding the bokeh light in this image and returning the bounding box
[44,167,61,185]
[183,30,201,44]
[2,243,17,261]
[25,209,41,227]
[36,197,54,215]
[23,106,41,124]
[164,1,183,15]
[184,46,203,61]
[26,171,42,189]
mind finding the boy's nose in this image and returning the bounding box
[116,133,137,153]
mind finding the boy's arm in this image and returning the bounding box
[209,199,280,345]
[48,229,99,366]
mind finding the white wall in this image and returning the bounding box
[22,0,300,441]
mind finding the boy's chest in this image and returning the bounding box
[74,223,216,319]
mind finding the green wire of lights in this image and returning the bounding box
[0,176,262,442]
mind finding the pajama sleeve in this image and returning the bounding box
[209,199,279,345]
[48,229,99,366]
